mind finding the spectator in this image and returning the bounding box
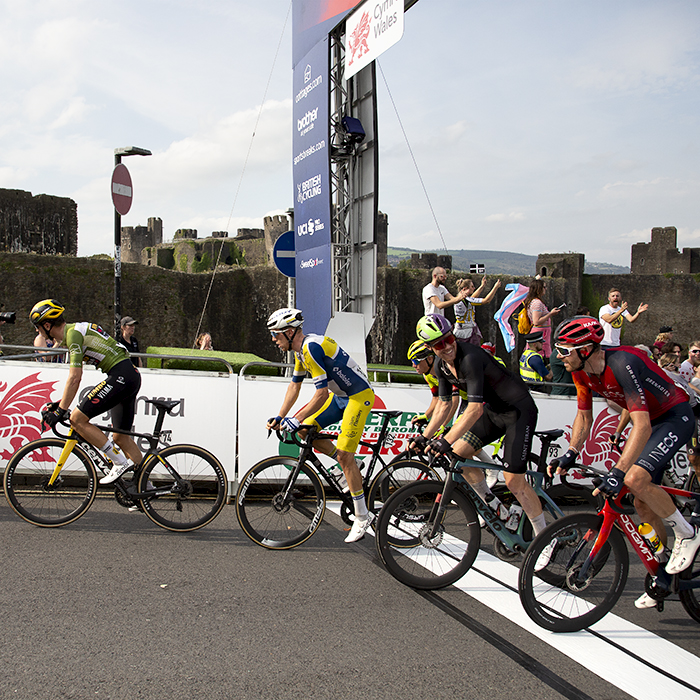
[598,288,648,348]
[34,327,63,362]
[653,331,673,354]
[453,276,502,345]
[661,341,683,361]
[680,340,700,385]
[523,278,561,358]
[422,267,467,317]
[196,332,213,350]
[116,316,141,368]
[519,329,552,393]
[550,306,589,397]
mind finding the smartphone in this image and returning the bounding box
[557,303,567,310]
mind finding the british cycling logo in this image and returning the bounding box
[299,257,324,269]
[0,373,57,458]
[297,174,322,204]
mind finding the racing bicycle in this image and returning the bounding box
[374,452,566,590]
[3,399,227,532]
[235,409,440,549]
[518,464,700,632]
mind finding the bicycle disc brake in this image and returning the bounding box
[417,523,444,548]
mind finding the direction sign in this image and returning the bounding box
[111,163,133,216]
[272,231,296,278]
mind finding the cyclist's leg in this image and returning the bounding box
[109,387,142,464]
[302,394,345,457]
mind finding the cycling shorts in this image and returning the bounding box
[307,388,375,453]
[77,359,141,431]
[459,403,537,474]
[635,402,696,482]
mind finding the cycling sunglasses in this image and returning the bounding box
[555,343,592,357]
[428,334,456,352]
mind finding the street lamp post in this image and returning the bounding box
[113,146,151,336]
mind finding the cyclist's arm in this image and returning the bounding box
[294,386,329,424]
[268,380,303,427]
[60,366,83,412]
[422,397,452,439]
[612,409,651,474]
[444,401,483,445]
[569,408,593,453]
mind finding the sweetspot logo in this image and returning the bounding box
[300,257,323,269]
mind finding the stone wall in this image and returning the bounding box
[0,188,77,256]
[631,226,700,275]
[1,252,698,366]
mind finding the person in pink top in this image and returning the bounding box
[524,278,561,358]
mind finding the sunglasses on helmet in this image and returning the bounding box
[428,334,456,352]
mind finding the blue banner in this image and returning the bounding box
[293,36,332,335]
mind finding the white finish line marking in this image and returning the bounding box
[327,503,700,700]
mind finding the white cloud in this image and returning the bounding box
[484,212,525,223]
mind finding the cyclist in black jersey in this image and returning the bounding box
[411,314,548,538]
[30,300,142,485]
[549,316,700,584]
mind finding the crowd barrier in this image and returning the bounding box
[0,353,693,494]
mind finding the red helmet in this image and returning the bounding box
[554,316,605,346]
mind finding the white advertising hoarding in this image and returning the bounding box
[345,0,404,80]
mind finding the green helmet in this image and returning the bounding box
[407,340,433,363]
[416,314,453,344]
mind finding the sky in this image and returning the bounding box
[1,0,699,268]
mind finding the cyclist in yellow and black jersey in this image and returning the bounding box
[30,300,142,485]
[266,308,375,543]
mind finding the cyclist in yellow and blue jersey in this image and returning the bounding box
[266,308,375,543]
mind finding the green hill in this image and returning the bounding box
[387,247,629,276]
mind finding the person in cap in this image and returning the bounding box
[519,330,552,389]
[116,316,141,367]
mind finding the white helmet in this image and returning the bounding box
[267,308,303,332]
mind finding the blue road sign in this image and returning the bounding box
[273,230,296,278]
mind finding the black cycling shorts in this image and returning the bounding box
[635,402,696,482]
[460,402,538,474]
[78,360,141,431]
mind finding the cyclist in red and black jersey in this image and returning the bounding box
[549,316,700,583]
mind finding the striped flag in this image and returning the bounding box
[493,283,529,352]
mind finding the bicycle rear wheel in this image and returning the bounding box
[375,480,481,590]
[519,513,629,633]
[137,445,227,532]
[679,542,700,623]
[367,458,441,515]
[3,438,97,527]
[236,456,325,549]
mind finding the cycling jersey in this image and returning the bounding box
[292,334,371,397]
[572,346,689,418]
[64,322,130,372]
[423,370,462,399]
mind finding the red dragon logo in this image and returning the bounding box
[563,407,625,478]
[348,11,371,66]
[0,373,57,459]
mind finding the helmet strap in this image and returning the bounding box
[574,345,595,372]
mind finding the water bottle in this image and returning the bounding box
[485,493,508,521]
[329,465,348,492]
[505,504,523,531]
[638,523,665,561]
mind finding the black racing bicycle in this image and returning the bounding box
[3,399,227,532]
[235,409,440,549]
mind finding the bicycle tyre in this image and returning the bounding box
[679,540,700,623]
[367,457,441,514]
[375,480,481,590]
[3,438,98,527]
[519,513,629,633]
[236,456,325,549]
[137,444,227,532]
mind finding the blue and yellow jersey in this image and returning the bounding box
[292,334,371,398]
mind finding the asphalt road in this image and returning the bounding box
[1,496,698,700]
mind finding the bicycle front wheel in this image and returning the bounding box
[519,513,629,633]
[138,445,227,532]
[3,438,98,527]
[679,541,700,623]
[236,457,325,549]
[375,480,481,590]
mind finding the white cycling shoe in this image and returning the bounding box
[666,526,700,575]
[634,592,658,609]
[99,462,133,485]
[345,512,375,543]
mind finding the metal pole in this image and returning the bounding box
[114,152,122,336]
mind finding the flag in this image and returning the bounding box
[494,283,529,352]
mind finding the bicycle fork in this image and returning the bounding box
[48,429,78,487]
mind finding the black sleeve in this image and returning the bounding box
[458,351,485,404]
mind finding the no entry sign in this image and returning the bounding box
[111,163,133,215]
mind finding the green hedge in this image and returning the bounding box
[145,347,280,375]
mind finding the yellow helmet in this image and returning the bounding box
[30,299,65,327]
[407,340,433,363]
